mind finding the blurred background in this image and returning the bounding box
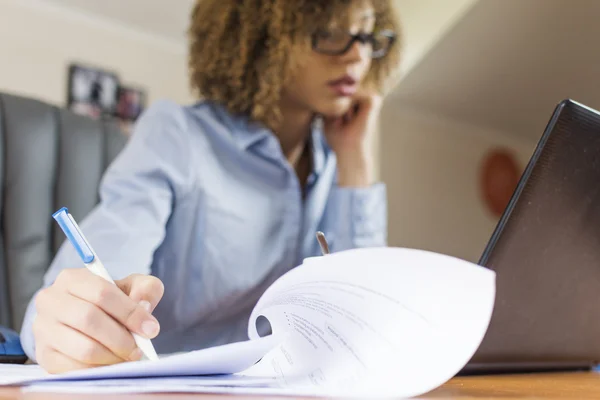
[1,0,598,264]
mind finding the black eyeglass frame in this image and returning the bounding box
[311,29,397,59]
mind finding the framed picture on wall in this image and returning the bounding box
[67,63,120,119]
[115,85,146,121]
[113,85,147,134]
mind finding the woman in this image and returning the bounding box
[22,0,402,373]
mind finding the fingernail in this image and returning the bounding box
[139,300,152,313]
[129,347,143,361]
[142,320,159,337]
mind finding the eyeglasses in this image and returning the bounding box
[312,29,396,59]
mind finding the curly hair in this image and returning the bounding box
[188,0,402,131]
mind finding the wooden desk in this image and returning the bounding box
[1,372,599,399]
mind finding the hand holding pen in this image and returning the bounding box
[31,208,162,374]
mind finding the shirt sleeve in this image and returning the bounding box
[20,100,193,362]
[322,182,388,252]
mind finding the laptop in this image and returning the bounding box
[462,99,600,374]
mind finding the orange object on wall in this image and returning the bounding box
[480,149,521,217]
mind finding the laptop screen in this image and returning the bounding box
[469,100,600,369]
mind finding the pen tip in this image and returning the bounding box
[316,231,330,256]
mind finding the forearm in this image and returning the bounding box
[335,148,375,188]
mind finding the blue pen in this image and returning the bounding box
[52,207,159,361]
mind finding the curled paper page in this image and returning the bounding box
[2,334,283,386]
[244,247,496,398]
[3,247,495,399]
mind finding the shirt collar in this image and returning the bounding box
[210,101,271,150]
[210,101,329,178]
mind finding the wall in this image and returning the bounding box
[394,0,479,76]
[0,0,193,108]
[379,102,538,263]
[369,0,480,178]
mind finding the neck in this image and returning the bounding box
[276,98,315,166]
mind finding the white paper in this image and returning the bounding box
[4,333,281,385]
[11,247,495,399]
[242,247,496,398]
[0,365,47,384]
[24,384,315,397]
[23,375,279,393]
[22,375,316,397]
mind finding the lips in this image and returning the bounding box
[328,75,358,96]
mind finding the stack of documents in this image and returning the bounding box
[1,247,496,398]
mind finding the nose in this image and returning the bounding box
[341,39,370,65]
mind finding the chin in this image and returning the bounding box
[315,98,353,118]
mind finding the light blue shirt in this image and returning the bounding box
[20,99,387,360]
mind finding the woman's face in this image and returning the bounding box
[283,3,376,117]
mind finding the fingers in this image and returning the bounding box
[33,270,164,373]
[327,102,361,128]
[344,102,361,123]
[324,97,373,132]
[323,115,342,132]
[36,286,140,362]
[54,269,160,339]
[34,314,124,367]
[36,346,92,375]
[116,274,165,313]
